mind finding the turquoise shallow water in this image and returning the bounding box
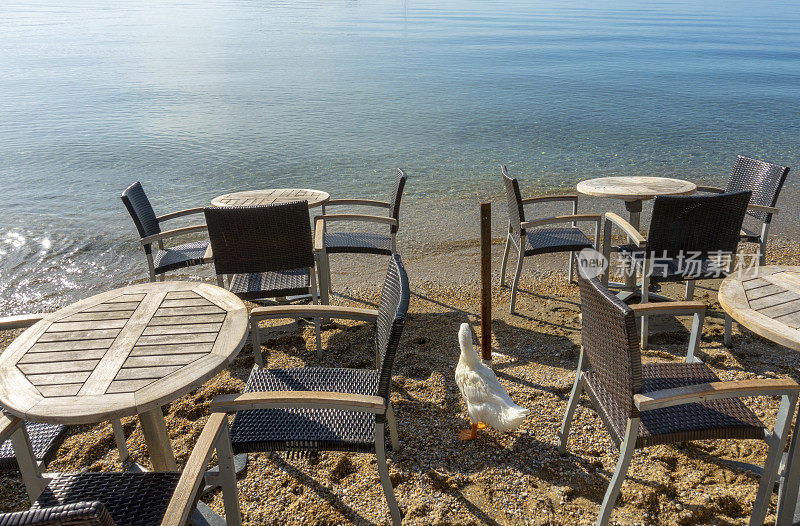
[1,0,799,313]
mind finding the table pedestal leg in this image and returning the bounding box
[139,407,178,471]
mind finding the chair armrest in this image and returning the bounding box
[160,413,229,526]
[634,378,800,411]
[0,313,44,331]
[604,212,646,247]
[140,224,208,246]
[250,304,378,322]
[314,218,326,251]
[520,214,602,229]
[748,203,779,215]
[156,207,205,222]
[325,199,391,208]
[629,301,706,317]
[695,185,725,194]
[0,412,23,443]
[521,195,578,204]
[314,214,397,226]
[210,391,386,414]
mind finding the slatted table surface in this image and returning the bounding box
[211,188,329,208]
[0,281,248,470]
[719,266,800,352]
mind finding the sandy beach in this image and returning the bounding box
[2,237,800,525]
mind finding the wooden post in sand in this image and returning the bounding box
[480,201,492,361]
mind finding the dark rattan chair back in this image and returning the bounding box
[120,182,160,239]
[501,166,526,236]
[726,155,789,223]
[647,191,751,258]
[388,169,407,234]
[577,253,641,420]
[375,254,410,400]
[204,201,314,276]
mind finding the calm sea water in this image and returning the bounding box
[1,0,799,313]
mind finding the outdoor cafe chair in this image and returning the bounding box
[314,168,407,301]
[602,191,751,348]
[121,182,210,282]
[204,200,322,365]
[696,155,789,265]
[559,252,799,526]
[0,412,241,526]
[210,254,410,526]
[500,165,602,314]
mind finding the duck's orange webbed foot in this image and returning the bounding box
[459,423,479,441]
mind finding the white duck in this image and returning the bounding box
[455,323,530,440]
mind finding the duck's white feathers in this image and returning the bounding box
[455,323,529,432]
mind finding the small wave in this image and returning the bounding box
[3,231,26,249]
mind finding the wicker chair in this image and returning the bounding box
[314,168,407,302]
[210,254,410,526]
[0,412,241,526]
[121,182,210,282]
[500,166,602,314]
[204,201,322,365]
[559,252,799,526]
[697,155,789,265]
[602,191,751,348]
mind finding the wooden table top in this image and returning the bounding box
[211,188,329,208]
[719,266,800,352]
[576,176,697,202]
[0,281,248,425]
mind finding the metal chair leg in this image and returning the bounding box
[568,251,574,283]
[510,246,524,314]
[755,393,797,525]
[250,318,263,368]
[685,312,705,364]
[640,272,650,349]
[684,280,696,301]
[500,234,511,287]
[310,268,323,359]
[386,403,400,451]
[558,348,586,455]
[375,422,401,526]
[597,418,640,526]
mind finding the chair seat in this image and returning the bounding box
[229,366,380,454]
[152,240,210,274]
[524,227,593,256]
[228,268,310,300]
[0,410,66,469]
[324,231,393,255]
[617,244,730,283]
[31,472,183,526]
[740,225,762,243]
[583,362,765,449]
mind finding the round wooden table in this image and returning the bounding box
[211,188,329,208]
[718,265,800,523]
[578,176,697,294]
[0,281,248,471]
[577,176,697,230]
